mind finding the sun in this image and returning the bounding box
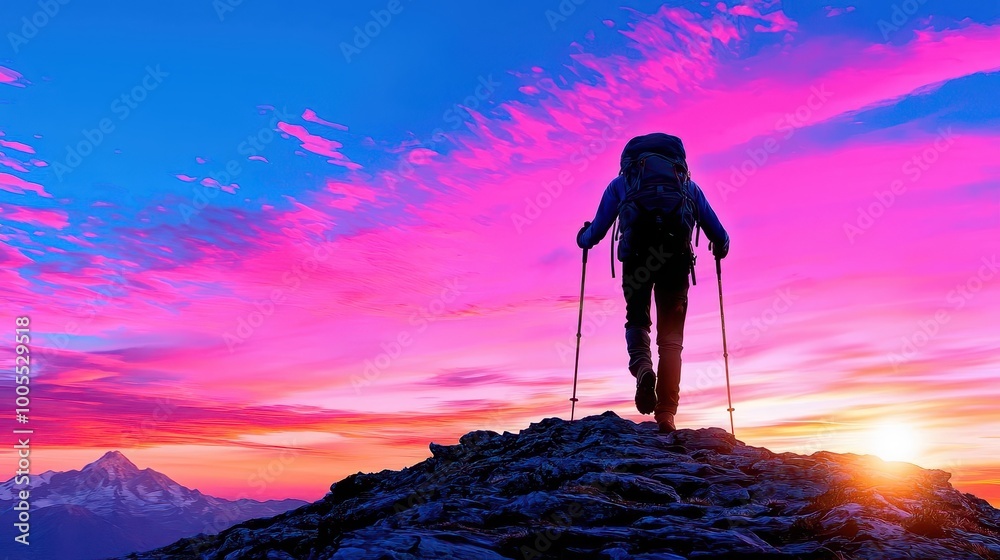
[869,423,922,463]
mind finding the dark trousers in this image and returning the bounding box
[622,245,690,421]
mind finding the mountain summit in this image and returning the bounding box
[83,450,142,480]
[122,412,1000,559]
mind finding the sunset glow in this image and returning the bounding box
[869,423,922,464]
[0,2,997,507]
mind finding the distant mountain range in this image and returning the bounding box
[0,451,308,560]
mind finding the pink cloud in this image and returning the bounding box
[302,108,349,130]
[200,176,239,194]
[276,121,362,170]
[0,172,50,197]
[277,122,343,156]
[407,148,438,164]
[729,5,760,17]
[56,234,96,247]
[0,139,35,153]
[0,205,70,229]
[0,65,26,87]
[0,154,29,173]
[722,3,798,32]
[325,179,380,211]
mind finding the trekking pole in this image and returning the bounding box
[716,257,736,436]
[570,246,589,421]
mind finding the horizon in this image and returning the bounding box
[0,0,998,509]
[0,418,989,504]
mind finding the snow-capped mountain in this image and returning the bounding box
[0,451,309,560]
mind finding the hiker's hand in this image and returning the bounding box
[576,221,591,249]
[712,239,730,259]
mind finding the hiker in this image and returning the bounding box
[576,133,729,434]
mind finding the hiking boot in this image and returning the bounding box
[657,414,676,434]
[634,368,657,415]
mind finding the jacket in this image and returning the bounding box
[577,175,729,260]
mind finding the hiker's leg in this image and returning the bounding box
[653,278,689,421]
[622,257,654,377]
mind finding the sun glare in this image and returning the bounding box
[869,423,922,463]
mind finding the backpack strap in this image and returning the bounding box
[623,153,688,190]
[610,216,618,279]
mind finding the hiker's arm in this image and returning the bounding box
[577,176,623,249]
[691,180,730,257]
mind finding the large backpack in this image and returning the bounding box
[613,133,700,283]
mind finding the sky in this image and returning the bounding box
[0,1,998,506]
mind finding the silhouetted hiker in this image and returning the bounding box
[577,133,729,433]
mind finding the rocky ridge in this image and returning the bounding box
[123,412,1000,559]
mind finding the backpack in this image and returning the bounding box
[612,133,700,283]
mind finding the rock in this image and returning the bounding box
[119,412,1000,559]
[428,441,462,461]
[459,429,502,448]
